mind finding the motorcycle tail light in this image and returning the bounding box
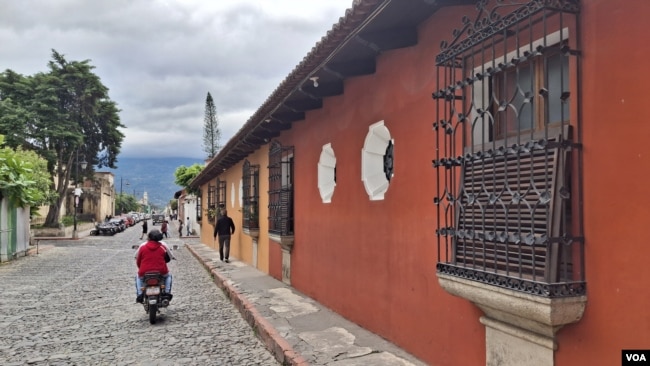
[146,278,159,285]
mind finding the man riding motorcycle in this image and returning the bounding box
[135,229,173,303]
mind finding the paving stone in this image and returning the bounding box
[0,228,278,366]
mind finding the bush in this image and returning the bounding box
[61,215,75,227]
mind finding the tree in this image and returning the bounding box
[174,163,204,194]
[202,92,221,159]
[0,50,125,227]
[115,192,140,215]
[0,135,55,214]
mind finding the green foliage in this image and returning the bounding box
[0,49,125,226]
[207,207,217,222]
[203,92,221,159]
[174,163,204,194]
[170,199,178,211]
[115,192,139,214]
[0,135,56,209]
[60,215,75,227]
[60,215,92,227]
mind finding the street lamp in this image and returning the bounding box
[119,177,130,215]
[72,152,88,239]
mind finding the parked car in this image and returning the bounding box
[128,212,140,223]
[90,222,117,236]
[109,218,126,232]
[123,216,135,227]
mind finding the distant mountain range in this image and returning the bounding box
[102,157,205,209]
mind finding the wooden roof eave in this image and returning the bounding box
[191,0,474,190]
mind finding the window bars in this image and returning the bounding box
[243,160,260,230]
[433,0,584,298]
[207,182,215,221]
[268,141,294,236]
[216,179,226,216]
[196,195,202,222]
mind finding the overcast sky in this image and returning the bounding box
[0,0,352,159]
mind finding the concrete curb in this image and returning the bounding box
[28,235,88,256]
[185,244,308,366]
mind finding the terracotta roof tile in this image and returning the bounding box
[192,0,386,186]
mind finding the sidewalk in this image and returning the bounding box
[183,239,427,366]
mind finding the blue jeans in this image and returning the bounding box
[135,274,172,296]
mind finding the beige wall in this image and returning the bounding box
[66,172,115,222]
[198,145,270,273]
[96,172,115,220]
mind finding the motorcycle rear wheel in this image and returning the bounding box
[149,303,158,324]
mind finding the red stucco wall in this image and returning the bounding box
[555,1,650,365]
[278,7,485,365]
[270,1,650,365]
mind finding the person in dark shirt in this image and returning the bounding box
[213,209,235,262]
[161,220,169,238]
[139,218,148,239]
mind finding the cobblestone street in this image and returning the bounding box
[0,225,279,366]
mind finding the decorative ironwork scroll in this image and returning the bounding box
[437,0,580,64]
[433,0,584,298]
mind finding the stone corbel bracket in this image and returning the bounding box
[269,234,295,253]
[243,228,260,239]
[438,273,587,363]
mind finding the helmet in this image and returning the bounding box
[148,229,163,242]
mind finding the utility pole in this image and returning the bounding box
[119,177,129,214]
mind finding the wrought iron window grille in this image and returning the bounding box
[432,0,584,298]
[216,179,226,220]
[268,140,295,236]
[207,182,216,222]
[243,159,260,230]
[384,140,394,182]
[196,195,202,222]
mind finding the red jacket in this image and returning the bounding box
[136,241,169,277]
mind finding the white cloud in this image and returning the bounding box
[0,0,352,158]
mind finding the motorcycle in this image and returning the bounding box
[140,271,172,324]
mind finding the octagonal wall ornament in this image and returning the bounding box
[317,143,336,203]
[361,120,393,201]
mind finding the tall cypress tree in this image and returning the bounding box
[202,92,221,159]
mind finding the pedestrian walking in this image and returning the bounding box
[178,219,183,237]
[186,216,192,236]
[139,218,148,240]
[213,209,235,262]
[161,220,169,238]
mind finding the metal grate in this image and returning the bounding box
[216,179,226,212]
[268,141,294,236]
[432,0,584,298]
[207,182,215,211]
[242,160,260,230]
[196,195,202,222]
